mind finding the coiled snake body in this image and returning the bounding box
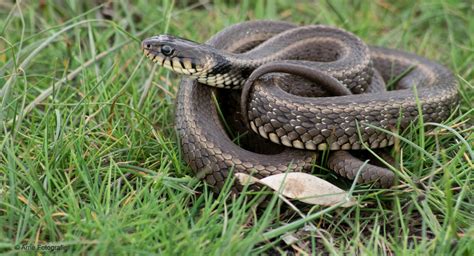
[142,21,458,190]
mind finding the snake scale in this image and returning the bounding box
[142,21,458,191]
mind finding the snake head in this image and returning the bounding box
[141,35,215,77]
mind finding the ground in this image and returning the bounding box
[0,0,473,255]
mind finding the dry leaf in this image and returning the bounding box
[235,172,260,185]
[235,172,356,207]
[281,232,299,245]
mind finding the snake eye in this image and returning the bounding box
[161,45,175,56]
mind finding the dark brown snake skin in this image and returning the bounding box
[144,21,458,190]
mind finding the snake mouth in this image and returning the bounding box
[142,48,167,66]
[142,47,207,77]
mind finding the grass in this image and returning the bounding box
[0,0,473,254]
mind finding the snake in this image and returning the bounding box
[141,21,458,190]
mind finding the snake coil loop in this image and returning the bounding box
[143,21,458,191]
